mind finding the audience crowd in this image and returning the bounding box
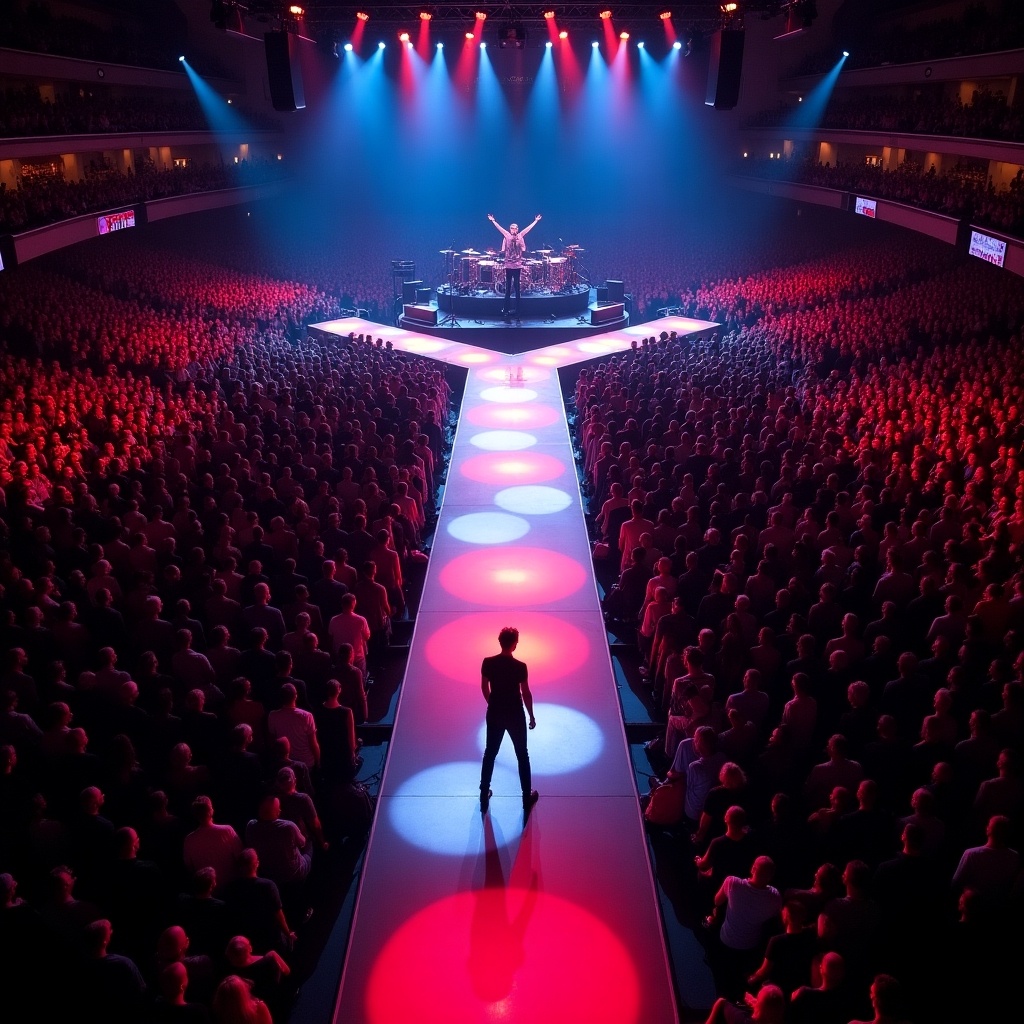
[576,241,1024,1022]
[751,89,1024,143]
[747,157,1024,239]
[0,85,277,138]
[0,232,455,1021]
[0,159,287,235]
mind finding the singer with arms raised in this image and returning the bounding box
[488,212,541,321]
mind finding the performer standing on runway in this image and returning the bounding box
[479,626,539,816]
[487,213,541,321]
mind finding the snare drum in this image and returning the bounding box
[547,256,568,291]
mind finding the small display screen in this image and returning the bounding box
[969,229,1007,267]
[97,209,136,235]
[854,196,876,218]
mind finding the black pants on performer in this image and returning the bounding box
[480,705,531,799]
[501,267,521,316]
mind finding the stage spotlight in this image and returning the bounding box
[288,4,304,14]
[543,10,555,19]
[842,49,850,57]
[437,41,443,48]
[465,31,474,39]
[178,55,185,62]
[475,10,487,19]
[721,2,738,11]
[672,40,682,49]
[559,29,568,39]
[637,40,644,48]
[592,40,599,47]
[378,40,385,49]
[419,11,432,19]
[356,11,369,21]
[480,41,487,48]
[660,10,672,18]
[545,40,552,47]
[619,30,629,39]
[599,10,612,19]
[399,31,410,41]
[344,41,353,51]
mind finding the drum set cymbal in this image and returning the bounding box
[439,248,458,255]
[534,248,554,255]
[461,248,482,255]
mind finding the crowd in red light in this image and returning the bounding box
[0,233,455,1020]
[573,243,1024,1022]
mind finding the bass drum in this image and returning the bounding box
[494,262,532,295]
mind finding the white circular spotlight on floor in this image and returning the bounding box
[469,430,538,451]
[494,485,573,515]
[447,512,530,545]
[480,386,538,403]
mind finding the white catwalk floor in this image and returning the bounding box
[322,316,717,1024]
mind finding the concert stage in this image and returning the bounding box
[389,287,628,354]
[316,315,716,1024]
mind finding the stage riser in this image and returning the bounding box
[397,316,629,354]
[437,288,591,319]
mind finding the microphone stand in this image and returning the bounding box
[438,239,461,328]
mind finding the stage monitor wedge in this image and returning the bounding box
[705,29,745,110]
[265,31,306,112]
[589,302,625,326]
[403,304,438,326]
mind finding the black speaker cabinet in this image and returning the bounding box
[265,31,306,112]
[415,287,433,304]
[402,279,424,303]
[605,279,624,302]
[705,29,744,110]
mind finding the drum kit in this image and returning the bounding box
[439,244,587,296]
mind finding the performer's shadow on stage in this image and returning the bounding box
[465,812,540,1002]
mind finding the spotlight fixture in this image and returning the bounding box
[356,11,370,21]
[480,41,487,48]
[399,31,410,41]
[660,10,672,19]
[475,11,487,19]
[721,2,738,11]
[599,10,612,19]
[437,41,443,48]
[378,40,385,49]
[288,4,304,15]
[178,55,185,62]
[842,49,850,57]
[592,40,599,47]
[619,30,629,39]
[543,10,555,19]
[465,31,474,39]
[559,29,568,39]
[419,11,432,20]
[637,40,644,48]
[672,40,682,49]
[546,40,552,47]
[344,41,353,51]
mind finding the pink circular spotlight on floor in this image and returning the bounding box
[465,404,561,430]
[480,386,537,403]
[366,891,640,1024]
[398,338,452,353]
[458,351,493,364]
[439,547,587,605]
[459,451,565,486]
[424,611,590,685]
